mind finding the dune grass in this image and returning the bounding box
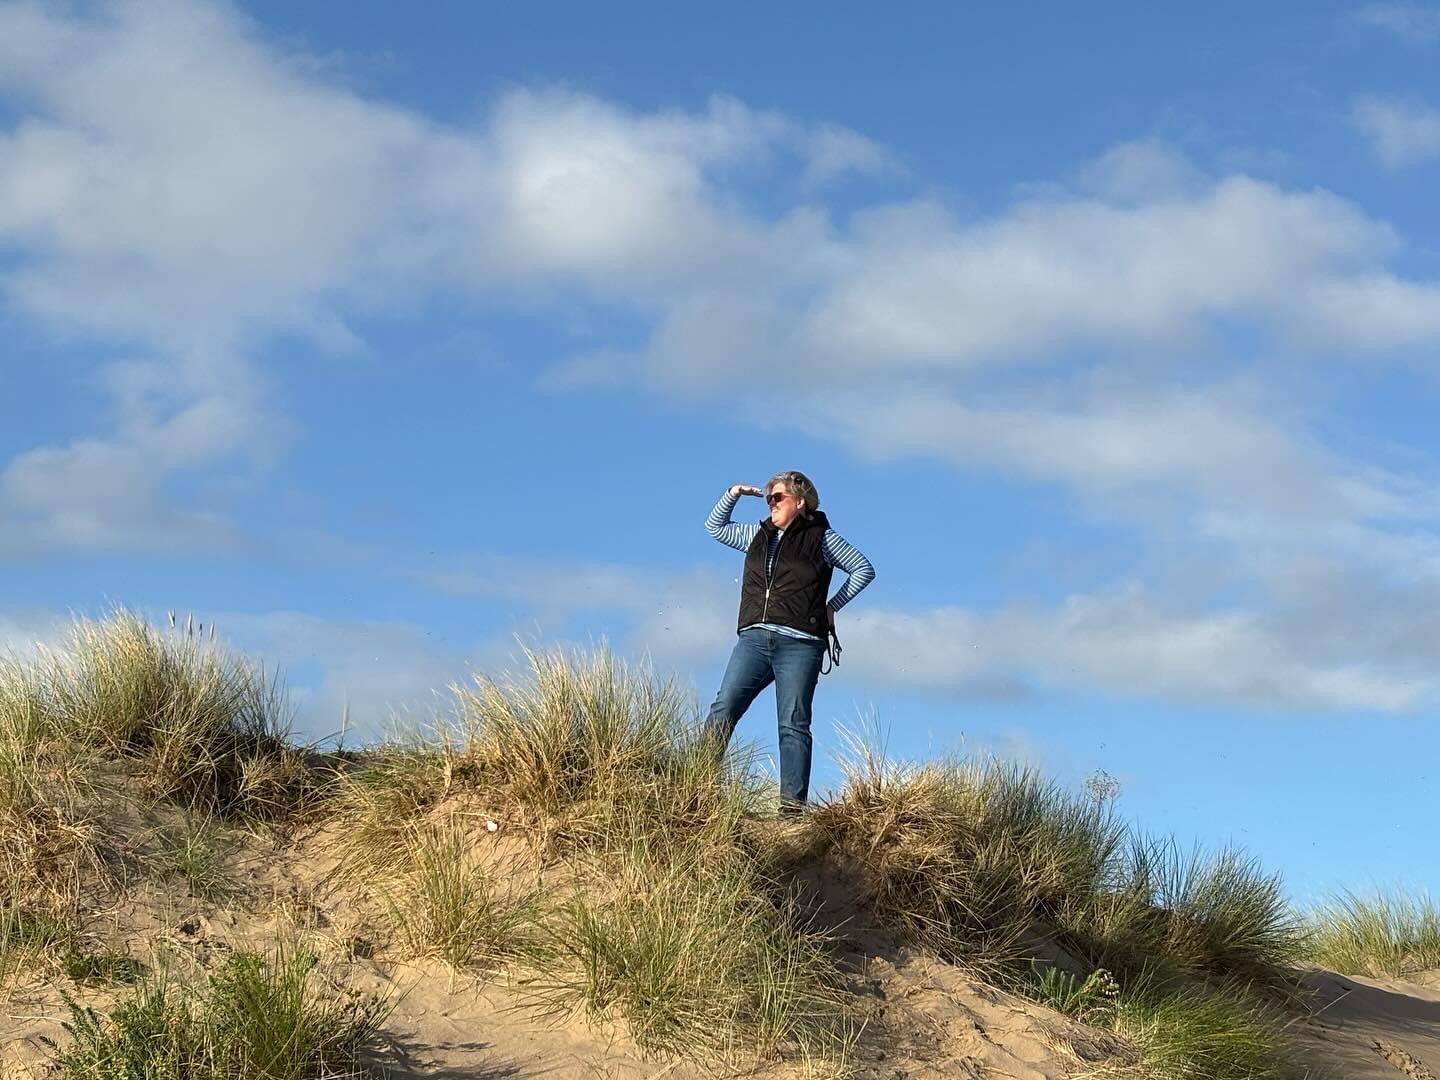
[1307,889,1440,978]
[1,656,103,980]
[815,726,1307,995]
[1097,980,1306,1080]
[813,733,1126,972]
[440,643,768,850]
[1,900,72,992]
[45,947,388,1080]
[816,726,1316,1077]
[333,644,854,1066]
[385,817,548,973]
[153,810,237,900]
[334,643,763,870]
[34,611,326,820]
[1065,835,1307,990]
[0,612,1372,1077]
[525,836,855,1064]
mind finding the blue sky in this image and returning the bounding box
[3,0,1440,902]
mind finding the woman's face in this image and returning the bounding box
[767,484,803,529]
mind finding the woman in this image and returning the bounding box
[703,470,876,812]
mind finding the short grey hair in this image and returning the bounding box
[766,470,821,514]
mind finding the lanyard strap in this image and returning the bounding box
[820,626,842,675]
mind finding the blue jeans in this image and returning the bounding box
[704,628,826,807]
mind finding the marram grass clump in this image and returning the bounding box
[385,817,548,973]
[1307,889,1440,978]
[1100,980,1305,1080]
[0,611,1391,1079]
[28,610,328,820]
[338,641,765,863]
[44,947,388,1080]
[524,835,856,1065]
[0,652,104,939]
[814,726,1307,993]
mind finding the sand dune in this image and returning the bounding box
[6,818,1436,1080]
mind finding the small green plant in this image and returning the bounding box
[49,985,203,1078]
[1028,963,1120,1023]
[1308,889,1440,978]
[387,819,547,972]
[45,946,388,1079]
[1,900,71,988]
[155,813,236,900]
[64,943,147,987]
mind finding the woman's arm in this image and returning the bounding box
[705,489,760,552]
[822,529,875,612]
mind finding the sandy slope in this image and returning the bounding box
[0,820,1094,1079]
[0,907,1091,1079]
[3,819,1438,1079]
[1292,968,1440,1079]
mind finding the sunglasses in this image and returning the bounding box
[766,491,791,506]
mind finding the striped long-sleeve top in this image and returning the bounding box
[706,489,876,641]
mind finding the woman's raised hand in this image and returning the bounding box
[728,484,765,498]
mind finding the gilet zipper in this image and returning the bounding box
[761,528,785,623]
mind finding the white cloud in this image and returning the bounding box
[0,437,244,554]
[576,170,1440,402]
[1356,3,1440,43]
[801,123,900,187]
[213,611,510,742]
[7,0,1440,716]
[1074,139,1204,202]
[806,380,1430,533]
[796,177,1432,368]
[0,0,878,554]
[841,589,1431,712]
[1352,96,1440,167]
[419,553,741,673]
[0,608,70,660]
[415,544,1440,714]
